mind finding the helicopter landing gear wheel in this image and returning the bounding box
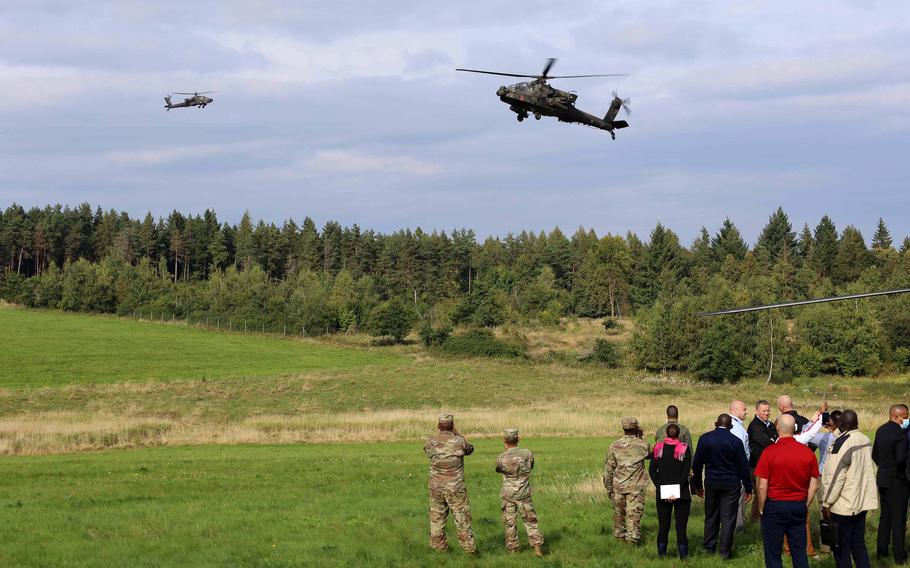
[610,131,616,140]
[517,114,525,122]
[534,112,541,120]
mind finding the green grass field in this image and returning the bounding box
[0,308,401,388]
[1,306,907,566]
[0,439,844,568]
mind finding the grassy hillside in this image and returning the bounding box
[0,439,821,568]
[0,306,905,456]
[0,307,401,388]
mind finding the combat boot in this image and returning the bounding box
[534,544,544,557]
[657,541,668,558]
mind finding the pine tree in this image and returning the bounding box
[797,223,814,262]
[691,227,713,271]
[833,226,871,284]
[872,218,893,250]
[711,218,748,261]
[755,207,797,263]
[813,216,838,278]
[235,211,253,270]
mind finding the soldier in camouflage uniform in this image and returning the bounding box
[423,412,476,554]
[496,428,544,557]
[604,416,651,544]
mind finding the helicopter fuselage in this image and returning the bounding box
[496,80,627,137]
[164,95,214,110]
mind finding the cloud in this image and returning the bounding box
[304,150,441,177]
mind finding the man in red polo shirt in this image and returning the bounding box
[756,414,819,568]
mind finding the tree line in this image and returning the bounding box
[2,202,909,379]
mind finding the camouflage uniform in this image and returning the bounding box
[604,417,650,544]
[424,413,475,553]
[496,428,544,551]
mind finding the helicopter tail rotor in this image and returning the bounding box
[612,90,631,116]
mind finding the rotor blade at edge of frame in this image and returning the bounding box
[548,74,629,78]
[455,69,537,78]
[697,287,910,316]
[541,58,557,77]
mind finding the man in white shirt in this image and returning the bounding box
[730,400,750,531]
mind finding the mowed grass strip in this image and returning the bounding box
[0,438,820,568]
[0,308,402,388]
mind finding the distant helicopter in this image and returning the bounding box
[164,91,216,111]
[456,58,631,139]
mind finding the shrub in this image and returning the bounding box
[419,324,452,347]
[690,319,744,383]
[368,297,417,342]
[602,318,618,330]
[438,329,525,358]
[793,345,823,377]
[581,339,621,367]
[895,346,910,369]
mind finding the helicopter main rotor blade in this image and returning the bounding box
[549,73,629,78]
[541,58,557,78]
[455,69,538,78]
[173,91,217,95]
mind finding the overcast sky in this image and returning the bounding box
[1,1,908,245]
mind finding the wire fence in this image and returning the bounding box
[128,310,311,337]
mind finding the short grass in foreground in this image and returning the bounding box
[0,308,402,388]
[0,438,869,568]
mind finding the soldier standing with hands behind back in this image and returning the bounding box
[604,417,650,545]
[496,428,544,557]
[424,412,476,554]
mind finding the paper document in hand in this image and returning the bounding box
[660,484,681,500]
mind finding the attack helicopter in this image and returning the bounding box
[164,91,216,111]
[456,58,631,139]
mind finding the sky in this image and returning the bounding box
[1,1,909,245]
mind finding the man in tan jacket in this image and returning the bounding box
[821,410,878,568]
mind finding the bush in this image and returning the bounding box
[437,329,525,358]
[419,324,452,347]
[368,297,417,342]
[793,345,823,377]
[895,346,910,369]
[602,318,618,330]
[581,339,621,367]
[690,319,744,383]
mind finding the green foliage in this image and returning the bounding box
[894,346,910,369]
[368,297,417,342]
[437,328,525,358]
[793,345,824,377]
[418,324,452,347]
[580,338,621,367]
[690,319,744,382]
[796,304,886,376]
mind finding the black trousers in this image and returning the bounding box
[877,483,909,563]
[704,484,740,558]
[656,498,690,547]
[761,499,808,568]
[832,511,871,568]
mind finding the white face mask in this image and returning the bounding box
[902,418,910,430]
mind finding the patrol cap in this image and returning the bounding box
[621,416,639,430]
[438,412,454,423]
[503,428,519,439]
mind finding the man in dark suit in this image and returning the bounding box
[748,400,778,520]
[693,413,753,560]
[873,404,910,564]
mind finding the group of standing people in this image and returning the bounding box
[422,401,910,566]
